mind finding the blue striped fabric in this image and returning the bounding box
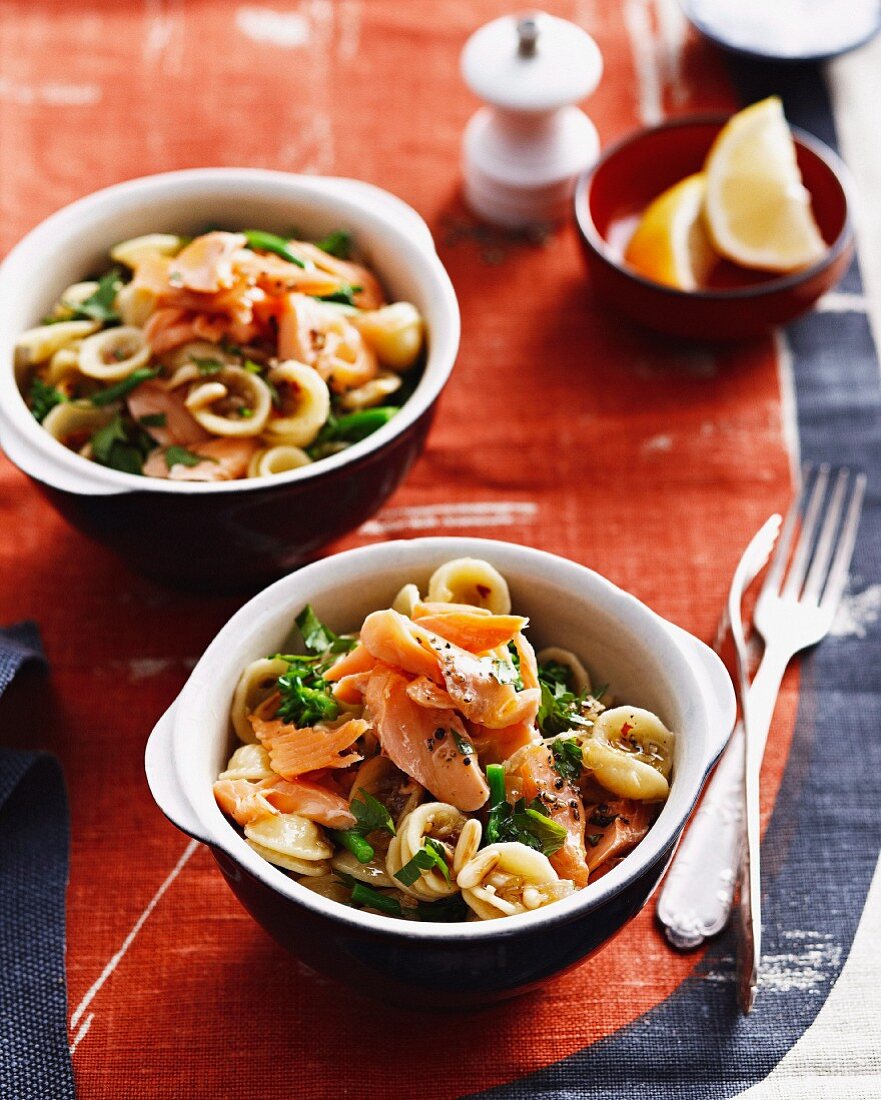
[0,624,75,1100]
[473,61,881,1100]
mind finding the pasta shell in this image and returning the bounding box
[78,326,151,382]
[15,319,99,371]
[47,281,100,321]
[262,360,330,447]
[110,233,185,268]
[230,657,289,743]
[244,812,334,864]
[427,558,512,614]
[337,371,402,411]
[247,445,312,479]
[41,401,114,444]
[218,743,274,782]
[391,582,421,617]
[116,280,159,327]
[583,706,675,801]
[385,802,464,901]
[331,848,396,888]
[458,842,570,920]
[184,365,272,437]
[352,302,424,371]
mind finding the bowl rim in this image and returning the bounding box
[149,536,734,941]
[0,168,459,496]
[573,112,854,302]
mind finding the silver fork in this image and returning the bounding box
[657,464,867,951]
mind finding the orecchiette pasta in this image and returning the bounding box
[15,319,99,371]
[457,842,574,920]
[185,366,272,437]
[582,706,674,801]
[385,802,464,900]
[244,812,333,875]
[247,446,312,479]
[353,302,425,371]
[110,232,184,268]
[218,743,274,782]
[231,657,290,743]
[427,557,512,614]
[41,401,114,444]
[19,226,425,481]
[214,561,675,924]
[78,326,151,382]
[261,361,330,447]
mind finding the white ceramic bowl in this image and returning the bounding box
[0,169,459,587]
[146,537,735,1003]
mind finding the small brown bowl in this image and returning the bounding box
[573,115,854,340]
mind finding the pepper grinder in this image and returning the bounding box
[461,11,603,228]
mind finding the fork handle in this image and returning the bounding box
[656,643,790,949]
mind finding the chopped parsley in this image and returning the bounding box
[272,606,356,727]
[138,412,167,429]
[587,833,603,847]
[550,738,584,784]
[90,414,154,475]
[349,788,396,837]
[536,659,601,738]
[485,796,568,857]
[67,269,123,325]
[393,837,451,887]
[164,445,209,469]
[452,729,475,757]
[28,378,65,422]
[491,643,524,689]
[314,229,352,259]
[89,367,158,406]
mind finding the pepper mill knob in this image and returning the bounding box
[461,11,603,228]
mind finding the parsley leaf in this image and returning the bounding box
[295,604,356,655]
[349,788,396,836]
[68,269,123,325]
[314,229,352,259]
[394,837,451,887]
[308,407,398,454]
[451,729,475,756]
[550,738,584,784]
[90,414,154,474]
[276,669,340,726]
[537,660,597,738]
[165,445,210,469]
[89,367,158,407]
[28,378,65,422]
[485,797,568,857]
[138,412,167,428]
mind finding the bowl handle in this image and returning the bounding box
[666,623,736,769]
[145,704,211,843]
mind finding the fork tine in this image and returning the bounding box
[802,468,849,604]
[758,463,810,600]
[820,472,867,613]
[781,464,831,599]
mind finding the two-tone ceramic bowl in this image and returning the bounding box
[146,537,735,1006]
[0,170,459,590]
[574,115,853,340]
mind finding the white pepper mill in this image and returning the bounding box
[461,11,603,228]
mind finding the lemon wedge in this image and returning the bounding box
[624,173,716,291]
[704,96,826,273]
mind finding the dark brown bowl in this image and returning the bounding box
[573,115,854,340]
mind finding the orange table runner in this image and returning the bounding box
[0,2,805,1096]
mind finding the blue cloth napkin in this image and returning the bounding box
[0,623,75,1099]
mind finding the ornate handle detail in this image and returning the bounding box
[657,644,790,949]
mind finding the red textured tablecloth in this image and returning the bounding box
[0,2,799,1096]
